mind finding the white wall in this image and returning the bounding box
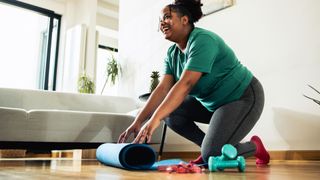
[62,0,98,88]
[96,0,119,49]
[118,0,172,97]
[118,0,320,151]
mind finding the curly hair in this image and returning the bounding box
[168,0,203,24]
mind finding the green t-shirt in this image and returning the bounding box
[164,27,253,111]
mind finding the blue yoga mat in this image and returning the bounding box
[96,143,156,170]
[96,143,185,170]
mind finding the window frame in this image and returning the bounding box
[0,0,61,90]
[98,45,118,53]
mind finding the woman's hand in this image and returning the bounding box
[132,118,161,144]
[118,122,141,143]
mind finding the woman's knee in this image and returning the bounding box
[201,145,221,162]
[164,115,184,129]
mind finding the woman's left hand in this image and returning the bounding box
[132,118,161,144]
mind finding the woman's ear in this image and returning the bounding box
[181,15,189,25]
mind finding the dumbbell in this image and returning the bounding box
[208,144,246,172]
[209,155,246,172]
[219,144,238,160]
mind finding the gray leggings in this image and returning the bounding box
[164,76,264,162]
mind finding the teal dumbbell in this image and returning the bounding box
[209,155,246,172]
[208,144,246,172]
[219,144,238,160]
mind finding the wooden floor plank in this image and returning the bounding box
[0,159,319,179]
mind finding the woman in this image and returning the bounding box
[118,0,269,165]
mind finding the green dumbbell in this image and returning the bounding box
[219,144,238,160]
[209,155,246,172]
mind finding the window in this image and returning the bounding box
[0,0,61,90]
[96,45,118,95]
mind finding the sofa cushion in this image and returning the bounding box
[0,107,28,141]
[26,109,135,142]
[25,109,162,143]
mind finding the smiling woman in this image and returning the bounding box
[119,0,269,167]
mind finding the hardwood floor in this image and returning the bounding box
[0,159,319,180]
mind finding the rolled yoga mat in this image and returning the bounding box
[96,143,157,170]
[96,143,185,170]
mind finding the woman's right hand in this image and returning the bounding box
[117,122,141,143]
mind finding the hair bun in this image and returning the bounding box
[174,0,203,22]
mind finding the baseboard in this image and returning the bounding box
[161,150,320,161]
[268,150,320,160]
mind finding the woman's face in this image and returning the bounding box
[159,6,186,42]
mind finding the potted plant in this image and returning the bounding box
[101,54,121,94]
[150,71,160,92]
[78,72,95,94]
[139,71,160,101]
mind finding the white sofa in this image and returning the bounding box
[0,87,162,150]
